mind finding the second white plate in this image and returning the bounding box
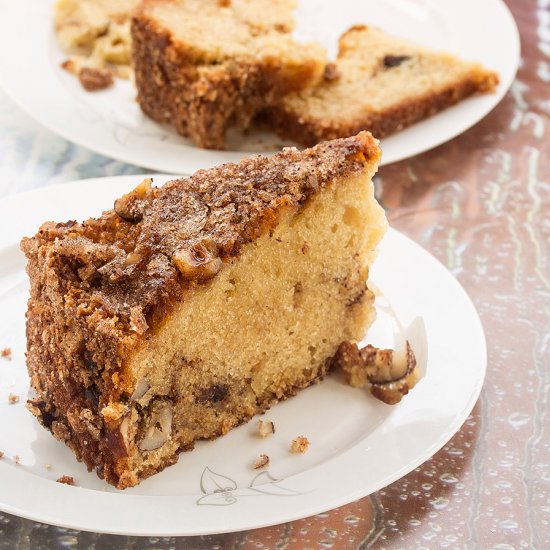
[0,0,519,173]
[0,175,486,536]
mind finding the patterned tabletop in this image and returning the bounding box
[0,0,548,548]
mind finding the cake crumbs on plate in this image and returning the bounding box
[1,347,12,360]
[44,463,52,470]
[257,419,275,437]
[252,454,270,469]
[290,436,309,454]
[8,393,19,404]
[0,451,4,459]
[56,475,76,486]
[13,455,20,464]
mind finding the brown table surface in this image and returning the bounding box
[1,0,548,548]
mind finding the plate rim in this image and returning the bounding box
[0,0,520,174]
[0,175,487,536]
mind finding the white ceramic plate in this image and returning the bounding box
[0,0,518,174]
[0,175,486,536]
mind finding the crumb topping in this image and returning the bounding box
[290,435,309,453]
[21,133,379,339]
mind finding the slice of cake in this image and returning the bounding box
[55,0,140,89]
[22,132,387,489]
[131,0,326,149]
[267,25,499,146]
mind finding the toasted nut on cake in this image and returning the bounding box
[332,340,418,405]
[138,400,172,451]
[130,378,150,401]
[114,178,154,222]
[173,241,222,282]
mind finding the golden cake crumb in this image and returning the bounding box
[290,436,309,454]
[257,419,275,438]
[13,455,20,465]
[8,393,19,405]
[44,463,52,470]
[252,454,270,469]
[56,475,76,486]
[1,347,12,360]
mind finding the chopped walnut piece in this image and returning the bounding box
[114,178,155,222]
[257,419,275,438]
[290,436,309,454]
[252,454,270,469]
[78,67,114,91]
[129,306,148,335]
[332,340,418,405]
[56,475,76,486]
[8,393,19,405]
[172,240,222,282]
[1,347,12,360]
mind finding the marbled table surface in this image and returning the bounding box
[1,0,549,548]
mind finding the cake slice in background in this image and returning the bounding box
[21,132,386,489]
[267,25,499,146]
[131,0,326,149]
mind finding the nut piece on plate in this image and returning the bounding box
[290,435,309,454]
[257,419,275,438]
[56,475,76,486]
[252,453,270,469]
[332,340,418,405]
[78,66,114,91]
